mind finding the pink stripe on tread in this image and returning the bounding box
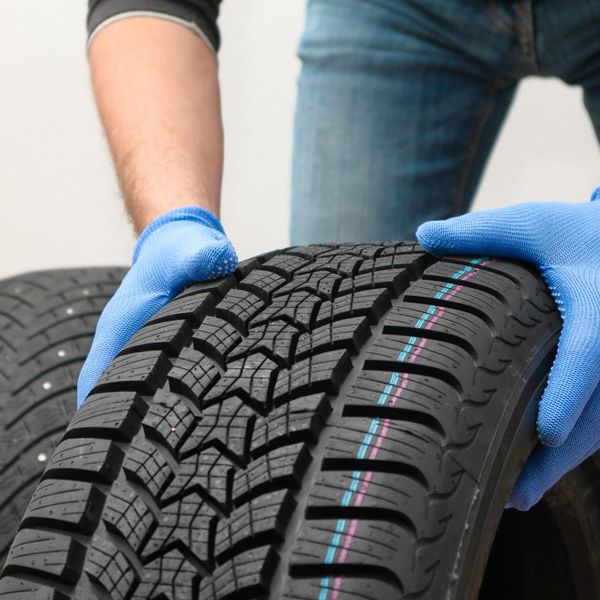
[345,471,374,528]
[446,284,463,300]
[409,336,428,362]
[369,418,390,460]
[331,519,360,598]
[331,576,343,600]
[390,372,411,407]
[355,471,373,506]
[385,306,446,409]
[325,262,490,600]
[426,307,445,330]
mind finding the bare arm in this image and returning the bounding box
[89,16,223,233]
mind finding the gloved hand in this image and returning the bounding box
[77,206,237,408]
[416,192,600,511]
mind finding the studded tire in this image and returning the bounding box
[0,268,125,569]
[0,243,598,600]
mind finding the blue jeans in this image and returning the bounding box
[291,0,600,244]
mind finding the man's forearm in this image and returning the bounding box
[89,16,223,233]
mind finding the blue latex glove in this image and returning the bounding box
[77,206,237,408]
[416,192,600,511]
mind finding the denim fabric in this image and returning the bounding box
[291,0,600,244]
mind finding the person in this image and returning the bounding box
[79,0,600,512]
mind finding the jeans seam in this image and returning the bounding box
[483,0,514,34]
[515,2,540,75]
[450,84,499,216]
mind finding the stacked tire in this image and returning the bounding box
[0,268,125,568]
[0,244,598,599]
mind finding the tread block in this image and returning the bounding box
[291,517,413,569]
[251,394,331,457]
[103,480,155,554]
[0,478,41,540]
[160,446,235,510]
[344,370,466,440]
[32,299,109,334]
[122,319,192,355]
[11,336,87,378]
[7,362,81,422]
[233,443,312,506]
[0,414,66,471]
[290,518,437,596]
[141,391,197,455]
[131,549,199,600]
[273,270,344,299]
[0,577,68,600]
[67,392,146,441]
[441,257,553,306]
[320,242,396,258]
[383,302,506,360]
[179,395,255,462]
[425,261,519,297]
[365,334,475,384]
[295,317,370,359]
[85,536,138,599]
[192,316,242,364]
[250,291,322,331]
[19,316,97,362]
[240,268,288,297]
[4,529,85,585]
[199,546,278,600]
[315,289,391,325]
[286,245,333,258]
[122,434,173,498]
[215,490,295,562]
[95,351,172,394]
[357,251,429,274]
[261,254,312,274]
[178,276,236,299]
[167,347,220,401]
[204,354,280,410]
[283,577,402,600]
[228,321,300,366]
[141,496,217,565]
[404,278,529,344]
[306,471,451,540]
[45,438,124,484]
[216,289,266,331]
[296,254,362,276]
[23,479,105,534]
[274,350,352,402]
[323,420,460,495]
[147,291,216,325]
[337,268,409,296]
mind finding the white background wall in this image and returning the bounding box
[1,1,600,279]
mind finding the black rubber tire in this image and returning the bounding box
[0,243,598,599]
[0,268,125,568]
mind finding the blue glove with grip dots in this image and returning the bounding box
[77,206,237,408]
[416,191,600,510]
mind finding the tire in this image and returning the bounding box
[0,242,598,599]
[0,268,125,568]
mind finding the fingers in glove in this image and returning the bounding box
[181,236,238,281]
[536,267,600,447]
[76,289,169,408]
[508,384,600,510]
[416,203,546,260]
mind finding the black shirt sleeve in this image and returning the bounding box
[87,0,222,51]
